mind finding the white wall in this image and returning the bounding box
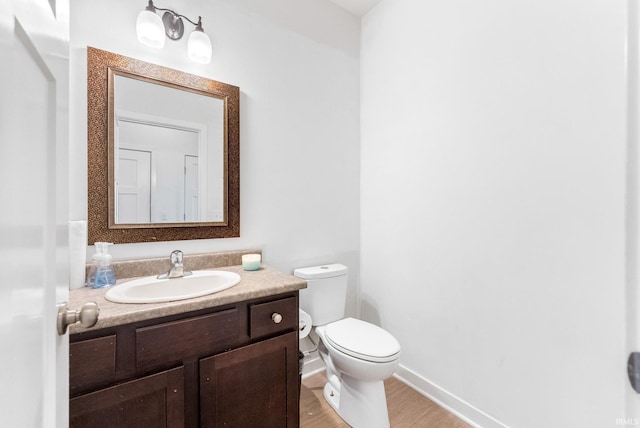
[361,0,628,427]
[69,0,361,312]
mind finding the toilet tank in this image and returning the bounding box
[294,264,348,326]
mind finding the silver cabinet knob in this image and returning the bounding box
[57,302,99,335]
[271,312,283,324]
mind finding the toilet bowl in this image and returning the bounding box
[318,318,400,380]
[315,318,400,428]
[294,265,401,428]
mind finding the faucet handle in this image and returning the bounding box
[170,250,183,266]
[160,250,191,279]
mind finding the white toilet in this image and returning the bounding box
[294,264,401,428]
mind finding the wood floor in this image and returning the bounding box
[300,372,472,428]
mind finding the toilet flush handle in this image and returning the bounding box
[271,313,283,324]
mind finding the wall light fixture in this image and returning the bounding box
[136,0,212,64]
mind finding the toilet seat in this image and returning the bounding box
[325,318,400,363]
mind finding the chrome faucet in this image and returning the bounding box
[158,250,192,279]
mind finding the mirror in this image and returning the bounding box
[112,73,225,224]
[87,47,240,243]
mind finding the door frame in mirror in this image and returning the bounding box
[87,47,240,243]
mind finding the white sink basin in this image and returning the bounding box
[105,270,241,304]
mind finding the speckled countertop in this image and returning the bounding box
[69,264,306,334]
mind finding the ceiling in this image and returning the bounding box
[328,0,382,16]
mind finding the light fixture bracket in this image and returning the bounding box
[162,11,184,40]
[152,3,201,42]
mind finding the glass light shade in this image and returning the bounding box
[136,9,165,49]
[187,30,212,64]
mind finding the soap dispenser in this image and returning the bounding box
[87,242,116,289]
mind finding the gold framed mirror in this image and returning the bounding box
[87,47,240,243]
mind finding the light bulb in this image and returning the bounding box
[136,9,165,49]
[187,29,212,64]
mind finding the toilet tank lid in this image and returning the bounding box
[293,264,348,279]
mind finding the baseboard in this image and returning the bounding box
[394,365,509,428]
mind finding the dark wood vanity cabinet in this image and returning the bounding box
[69,293,299,428]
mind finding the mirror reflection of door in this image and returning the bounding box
[184,155,199,222]
[116,149,151,223]
[115,118,201,223]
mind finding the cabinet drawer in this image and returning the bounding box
[70,335,116,395]
[249,296,297,339]
[136,308,239,373]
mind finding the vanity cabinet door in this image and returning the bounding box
[69,366,185,428]
[69,335,116,396]
[200,331,299,428]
